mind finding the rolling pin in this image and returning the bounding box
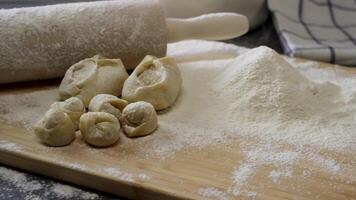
[0,0,248,84]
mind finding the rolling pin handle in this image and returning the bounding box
[166,13,249,43]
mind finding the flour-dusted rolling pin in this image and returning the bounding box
[0,0,248,84]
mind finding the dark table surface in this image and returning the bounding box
[0,2,282,199]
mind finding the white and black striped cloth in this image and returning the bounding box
[269,0,356,66]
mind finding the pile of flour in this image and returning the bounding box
[0,40,355,199]
[213,46,355,152]
[215,46,336,122]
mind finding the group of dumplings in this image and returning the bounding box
[34,55,182,147]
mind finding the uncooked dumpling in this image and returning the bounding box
[120,101,158,138]
[50,97,85,129]
[33,108,76,147]
[59,55,129,107]
[121,55,182,110]
[79,112,120,147]
[88,94,128,119]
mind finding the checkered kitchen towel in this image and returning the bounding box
[268,0,356,66]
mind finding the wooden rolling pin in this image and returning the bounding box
[0,0,248,84]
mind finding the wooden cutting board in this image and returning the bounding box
[0,58,355,200]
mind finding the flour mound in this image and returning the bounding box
[215,46,341,122]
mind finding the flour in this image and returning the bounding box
[0,40,355,199]
[0,166,99,200]
[0,88,57,130]
[50,184,98,199]
[197,187,231,200]
[212,46,355,152]
[0,167,42,192]
[307,154,340,174]
[215,47,343,124]
[0,140,24,152]
[211,46,355,197]
[137,173,150,181]
[102,167,135,182]
[51,184,76,198]
[269,169,293,183]
[288,58,356,99]
[101,167,151,182]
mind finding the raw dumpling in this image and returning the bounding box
[50,97,85,129]
[121,55,182,110]
[88,94,128,119]
[120,101,158,138]
[59,55,129,107]
[33,108,76,147]
[79,112,120,147]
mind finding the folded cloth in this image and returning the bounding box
[268,0,356,66]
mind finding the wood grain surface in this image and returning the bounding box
[0,58,355,200]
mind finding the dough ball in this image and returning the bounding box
[120,101,158,138]
[33,108,76,147]
[121,55,182,110]
[88,94,128,120]
[59,55,129,107]
[50,97,85,129]
[79,112,120,147]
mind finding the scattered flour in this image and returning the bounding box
[50,184,98,200]
[137,173,151,181]
[197,187,231,200]
[0,140,24,152]
[245,191,257,199]
[24,195,42,200]
[288,58,356,100]
[230,146,300,192]
[51,184,75,199]
[0,166,42,192]
[307,154,340,174]
[102,167,135,182]
[101,167,150,183]
[66,163,88,171]
[232,163,256,184]
[269,169,293,183]
[0,166,99,200]
[0,88,57,130]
